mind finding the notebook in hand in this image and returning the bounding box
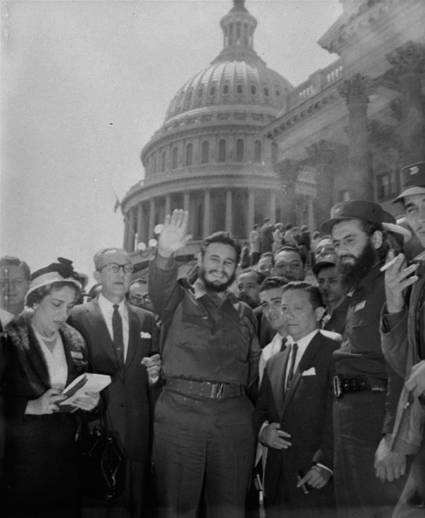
[59,373,111,412]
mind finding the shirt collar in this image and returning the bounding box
[98,293,126,313]
[287,329,318,352]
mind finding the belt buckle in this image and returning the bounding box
[210,382,224,399]
[333,375,342,398]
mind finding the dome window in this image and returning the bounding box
[198,86,203,97]
[254,140,262,163]
[186,143,193,166]
[201,141,209,164]
[276,90,281,96]
[271,142,278,164]
[210,86,216,96]
[236,139,244,162]
[237,84,243,94]
[223,84,229,94]
[172,147,178,170]
[251,85,257,95]
[161,151,167,172]
[218,139,226,162]
[264,87,269,97]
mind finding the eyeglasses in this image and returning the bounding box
[99,263,134,274]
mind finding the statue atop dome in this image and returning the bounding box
[232,0,247,10]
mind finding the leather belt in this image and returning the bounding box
[166,377,245,400]
[333,375,387,399]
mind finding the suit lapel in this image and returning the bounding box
[269,348,290,422]
[26,323,50,389]
[281,332,322,416]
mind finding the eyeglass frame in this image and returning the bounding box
[97,263,134,274]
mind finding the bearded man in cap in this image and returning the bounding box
[322,200,407,517]
[381,161,425,516]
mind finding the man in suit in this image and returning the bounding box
[70,247,160,518]
[255,282,338,518]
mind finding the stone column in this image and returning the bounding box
[183,192,190,211]
[338,73,373,200]
[248,189,255,231]
[165,195,171,217]
[269,190,276,222]
[203,190,211,237]
[137,203,143,244]
[387,41,425,163]
[305,140,341,227]
[225,190,233,233]
[123,216,129,251]
[148,198,155,240]
[183,192,191,236]
[128,208,137,252]
[273,159,298,224]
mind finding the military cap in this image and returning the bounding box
[393,162,425,203]
[321,200,389,233]
[312,252,337,276]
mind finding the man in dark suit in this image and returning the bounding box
[255,282,339,518]
[70,247,160,518]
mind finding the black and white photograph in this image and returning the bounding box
[1,1,425,517]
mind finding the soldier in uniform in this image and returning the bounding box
[322,200,407,518]
[381,162,425,516]
[149,209,260,518]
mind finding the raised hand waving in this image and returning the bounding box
[158,209,192,257]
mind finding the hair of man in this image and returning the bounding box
[281,281,324,310]
[274,245,306,266]
[200,231,241,264]
[0,256,31,279]
[93,247,130,270]
[259,275,288,294]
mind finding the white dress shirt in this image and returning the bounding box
[34,329,68,390]
[259,332,287,383]
[0,308,14,328]
[98,294,129,361]
[285,329,318,388]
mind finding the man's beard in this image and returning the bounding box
[199,267,236,293]
[338,240,377,288]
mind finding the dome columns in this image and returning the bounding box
[123,186,280,253]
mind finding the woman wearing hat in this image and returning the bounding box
[2,258,99,518]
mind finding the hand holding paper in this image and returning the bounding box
[59,373,111,412]
[72,391,100,412]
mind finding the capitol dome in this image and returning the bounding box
[122,0,293,254]
[165,59,292,122]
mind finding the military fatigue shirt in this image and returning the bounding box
[149,254,260,393]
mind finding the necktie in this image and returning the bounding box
[112,304,124,363]
[286,342,298,390]
[280,336,288,352]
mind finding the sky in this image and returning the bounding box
[0,0,342,285]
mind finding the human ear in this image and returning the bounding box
[315,306,325,322]
[371,230,383,250]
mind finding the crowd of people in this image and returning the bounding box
[0,161,425,518]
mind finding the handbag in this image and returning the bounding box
[77,403,125,502]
